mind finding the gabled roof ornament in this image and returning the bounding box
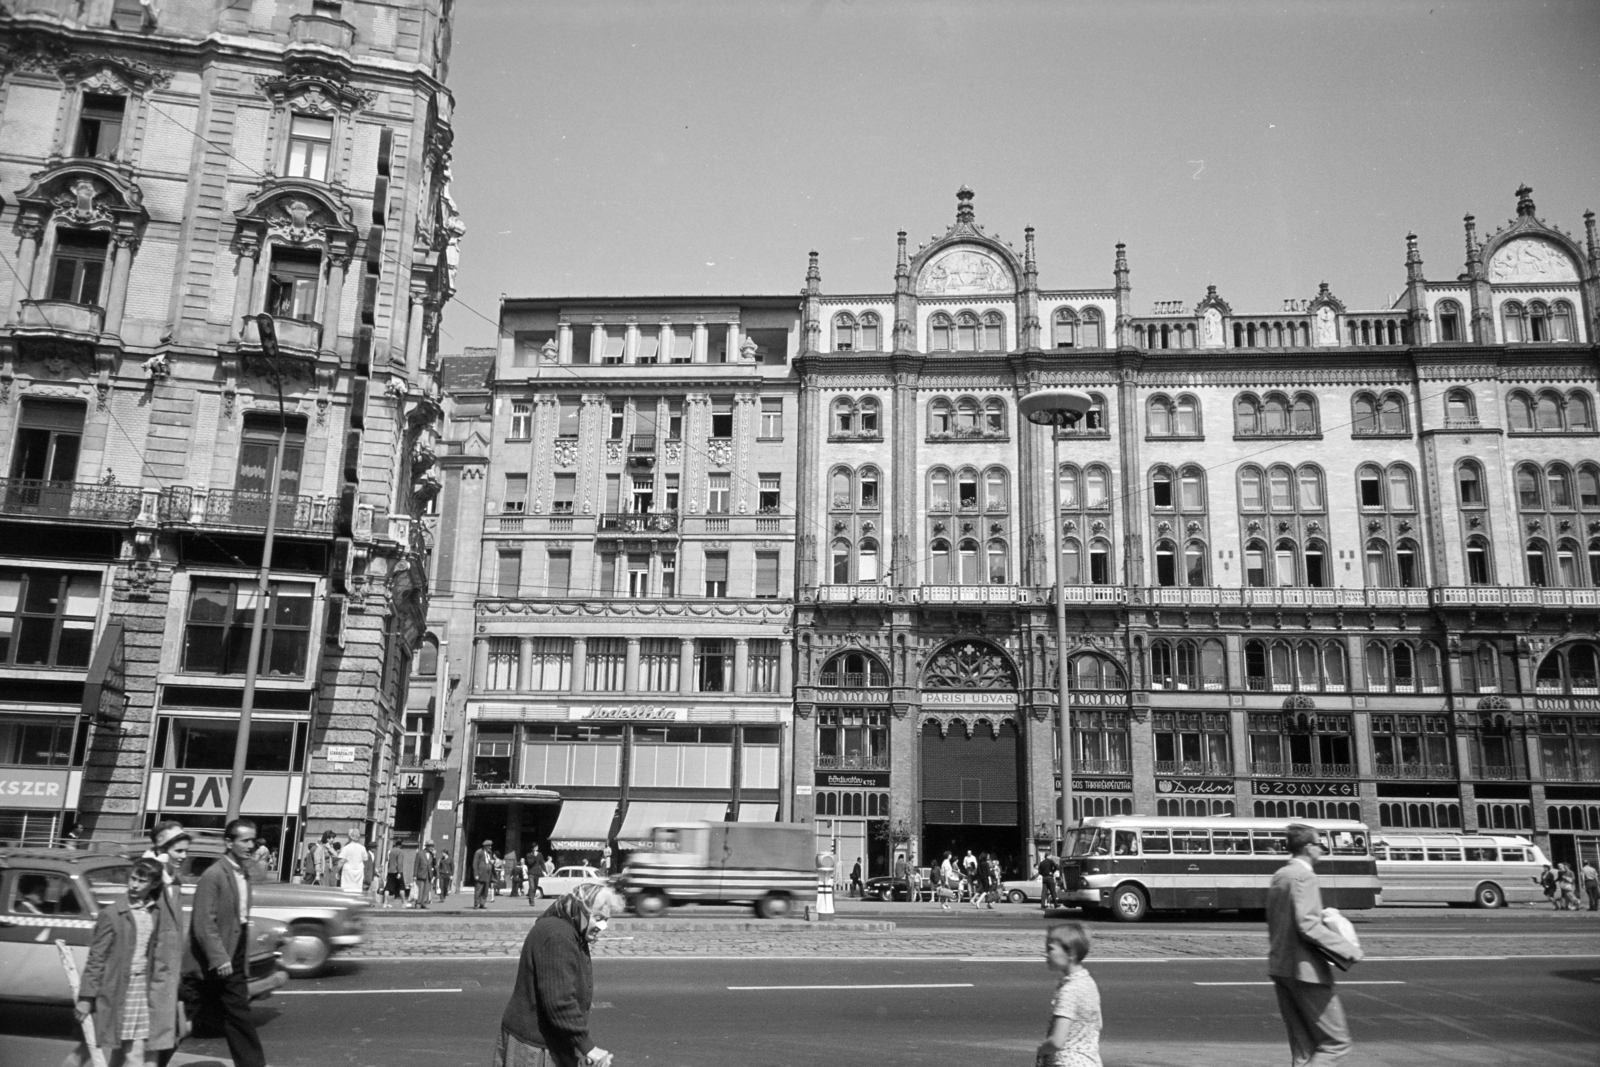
[1024,226,1037,273]
[956,186,975,225]
[895,230,909,281]
[1515,184,1536,218]
[805,249,821,295]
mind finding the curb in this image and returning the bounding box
[365,917,897,933]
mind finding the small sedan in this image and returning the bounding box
[535,865,607,899]
[861,876,912,902]
[1000,875,1045,904]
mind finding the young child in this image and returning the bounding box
[1037,922,1102,1067]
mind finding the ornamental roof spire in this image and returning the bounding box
[956,186,975,225]
[1515,184,1536,218]
[895,230,909,279]
[805,249,821,294]
[1024,226,1036,273]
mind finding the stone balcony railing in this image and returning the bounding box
[1073,760,1132,776]
[1153,760,1233,777]
[1434,587,1600,609]
[241,315,322,355]
[0,478,141,523]
[159,486,336,536]
[1469,762,1526,781]
[1372,763,1458,780]
[1143,586,1429,609]
[815,753,891,771]
[600,511,679,535]
[289,13,357,51]
[17,299,104,340]
[1250,762,1357,778]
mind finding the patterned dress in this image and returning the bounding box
[1045,967,1102,1067]
[120,905,155,1040]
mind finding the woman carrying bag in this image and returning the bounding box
[76,857,185,1066]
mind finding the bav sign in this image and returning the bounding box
[146,772,295,815]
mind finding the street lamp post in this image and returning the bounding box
[1017,389,1092,855]
[226,313,290,823]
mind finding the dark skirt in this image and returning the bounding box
[495,1028,577,1067]
[385,873,406,895]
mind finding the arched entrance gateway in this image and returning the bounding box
[919,640,1026,874]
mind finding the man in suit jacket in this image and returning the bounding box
[182,818,267,1067]
[1267,824,1362,1067]
[413,842,435,909]
[473,839,496,909]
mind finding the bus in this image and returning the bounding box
[1057,816,1379,922]
[1371,833,1549,908]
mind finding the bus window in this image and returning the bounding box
[1462,846,1498,862]
[1251,832,1287,855]
[1172,829,1211,854]
[1329,831,1367,856]
[1213,830,1251,855]
[1370,845,1388,860]
[1425,847,1463,862]
[1140,829,1172,854]
[1069,829,1106,857]
[1113,830,1137,856]
[1387,846,1423,861]
[1500,847,1527,862]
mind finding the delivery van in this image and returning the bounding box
[620,822,816,918]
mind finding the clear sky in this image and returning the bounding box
[439,0,1600,350]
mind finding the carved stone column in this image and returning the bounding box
[624,637,641,691]
[518,637,534,693]
[571,636,587,694]
[101,232,138,338]
[321,252,349,355]
[678,638,696,696]
[7,218,42,324]
[404,294,425,374]
[230,235,262,341]
[734,637,749,694]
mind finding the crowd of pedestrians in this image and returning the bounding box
[1536,860,1599,910]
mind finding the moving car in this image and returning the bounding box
[861,876,911,902]
[535,865,607,899]
[0,846,288,1063]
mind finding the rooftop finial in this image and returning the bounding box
[1024,226,1036,272]
[956,186,975,225]
[1405,232,1423,283]
[1584,210,1597,263]
[1515,184,1536,217]
[806,250,821,294]
[896,229,908,276]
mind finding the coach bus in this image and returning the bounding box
[1371,833,1549,908]
[1057,815,1379,922]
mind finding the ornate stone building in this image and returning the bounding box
[0,0,457,867]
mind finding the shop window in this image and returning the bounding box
[0,715,77,767]
[158,717,304,773]
[472,727,515,786]
[181,579,313,677]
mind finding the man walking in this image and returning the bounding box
[1267,824,1362,1067]
[1582,858,1599,912]
[1037,850,1059,909]
[413,842,435,909]
[472,838,495,909]
[437,846,455,900]
[182,818,267,1067]
[527,846,543,904]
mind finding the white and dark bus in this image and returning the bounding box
[1057,815,1379,922]
[1372,833,1549,908]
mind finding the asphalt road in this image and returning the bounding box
[162,952,1600,1067]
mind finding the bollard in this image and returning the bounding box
[816,849,835,920]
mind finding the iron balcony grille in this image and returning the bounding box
[0,478,140,522]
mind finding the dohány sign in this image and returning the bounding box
[1156,779,1234,796]
[1252,780,1358,798]
[921,691,1018,706]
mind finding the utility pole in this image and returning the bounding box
[226,313,289,822]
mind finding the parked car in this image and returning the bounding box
[0,844,288,1060]
[536,865,607,899]
[861,876,912,902]
[1000,875,1044,903]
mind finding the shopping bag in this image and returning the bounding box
[1315,907,1363,971]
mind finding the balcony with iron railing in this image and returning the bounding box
[600,511,679,535]
[1250,762,1356,778]
[1143,586,1428,609]
[814,583,894,604]
[159,486,336,536]
[921,584,1040,605]
[1538,764,1600,783]
[1073,759,1132,776]
[1468,761,1526,781]
[1154,760,1233,777]
[0,478,142,524]
[815,753,891,771]
[1372,762,1458,780]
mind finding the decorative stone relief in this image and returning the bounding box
[553,440,577,467]
[1487,237,1579,283]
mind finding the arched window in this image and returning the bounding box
[1079,307,1103,348]
[1446,388,1475,423]
[1085,465,1109,508]
[956,468,979,509]
[1357,464,1384,509]
[832,312,857,351]
[1269,641,1293,689]
[1291,392,1318,433]
[1466,535,1493,585]
[1296,465,1324,510]
[1180,466,1205,510]
[983,397,1005,435]
[929,398,953,435]
[957,539,980,584]
[1174,394,1198,436]
[858,466,880,509]
[1507,390,1534,431]
[1151,467,1174,510]
[1274,539,1298,587]
[859,396,880,436]
[1148,395,1173,437]
[1528,301,1550,342]
[1550,300,1574,342]
[1324,640,1347,691]
[1378,392,1407,434]
[1396,538,1420,588]
[1088,538,1111,585]
[1239,466,1264,511]
[830,467,853,509]
[859,311,881,351]
[1305,539,1327,587]
[1457,460,1484,505]
[1053,307,1078,348]
[416,635,439,676]
[1365,640,1389,690]
[1244,539,1268,587]
[983,467,1007,511]
[1581,464,1600,510]
[1502,300,1526,343]
[1061,538,1082,584]
[1262,393,1289,434]
[929,313,953,352]
[980,311,1004,352]
[1461,642,1499,693]
[1536,389,1562,430]
[820,651,889,687]
[1184,540,1207,586]
[1154,538,1177,586]
[986,539,1008,583]
[1548,465,1573,510]
[1365,538,1392,586]
[1556,539,1579,586]
[1058,464,1080,509]
[1525,538,1550,587]
[1515,464,1542,509]
[858,539,880,582]
[832,397,854,435]
[1535,642,1600,695]
[930,538,951,584]
[1268,464,1294,510]
[929,467,951,511]
[1569,390,1595,431]
[956,397,980,433]
[1072,654,1125,690]
[1436,299,1463,342]
[1387,464,1416,510]
[1244,639,1268,690]
[955,312,980,351]
[1352,393,1377,434]
[831,539,852,583]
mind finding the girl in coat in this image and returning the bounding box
[77,857,185,1066]
[497,881,619,1067]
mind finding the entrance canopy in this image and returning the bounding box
[547,800,618,851]
[617,801,728,849]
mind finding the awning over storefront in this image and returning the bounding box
[737,803,778,822]
[547,800,619,850]
[616,801,729,849]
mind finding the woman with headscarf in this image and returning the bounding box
[497,881,617,1067]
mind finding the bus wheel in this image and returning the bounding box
[1474,882,1505,909]
[1111,885,1149,923]
[633,891,669,918]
